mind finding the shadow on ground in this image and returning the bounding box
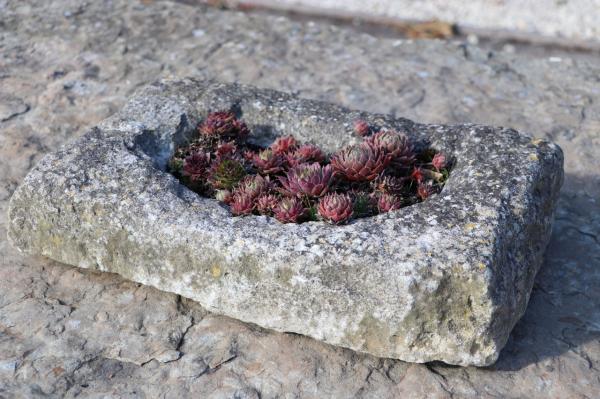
[489,174,600,372]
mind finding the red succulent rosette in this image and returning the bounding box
[182,151,211,181]
[318,193,354,224]
[431,152,446,171]
[330,142,390,182]
[286,144,326,167]
[417,181,436,200]
[230,193,254,215]
[234,174,271,200]
[279,163,334,198]
[270,135,298,154]
[372,174,406,195]
[251,149,286,175]
[215,141,238,160]
[368,130,415,170]
[256,194,279,215]
[353,119,371,137]
[198,111,249,140]
[377,193,402,213]
[273,197,306,223]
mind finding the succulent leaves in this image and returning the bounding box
[368,130,415,169]
[251,149,285,175]
[182,152,211,181]
[279,163,334,198]
[171,111,448,225]
[353,119,371,137]
[208,159,246,190]
[431,152,446,171]
[199,111,249,141]
[318,193,353,224]
[270,135,298,154]
[230,193,254,215]
[256,194,280,215]
[330,143,390,182]
[377,193,403,213]
[286,144,326,167]
[274,197,306,223]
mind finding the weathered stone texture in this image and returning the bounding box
[1,0,599,397]
[8,79,562,367]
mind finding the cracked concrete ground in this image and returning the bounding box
[1,0,599,397]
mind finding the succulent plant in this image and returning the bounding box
[318,193,354,224]
[235,174,271,199]
[377,193,402,213]
[270,136,298,154]
[368,130,415,169]
[330,143,390,182]
[172,110,450,225]
[417,181,436,200]
[256,194,279,215]
[230,193,254,215]
[251,149,285,174]
[279,163,335,197]
[286,144,326,167]
[410,167,424,183]
[274,197,306,223]
[352,191,375,218]
[208,159,247,190]
[353,119,371,137]
[215,141,238,160]
[168,157,184,175]
[243,149,256,162]
[215,189,233,204]
[233,120,250,139]
[431,152,446,171]
[199,111,235,136]
[182,151,211,181]
[372,174,406,195]
[305,206,319,221]
[199,111,249,140]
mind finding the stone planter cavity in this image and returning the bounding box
[7,79,564,366]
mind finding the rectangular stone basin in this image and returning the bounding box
[7,79,563,366]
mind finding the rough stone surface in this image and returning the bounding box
[8,79,563,367]
[1,0,599,397]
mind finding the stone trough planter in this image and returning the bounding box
[7,79,563,366]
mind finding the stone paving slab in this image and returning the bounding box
[232,0,600,43]
[1,0,599,397]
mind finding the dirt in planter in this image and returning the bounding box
[168,111,451,224]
